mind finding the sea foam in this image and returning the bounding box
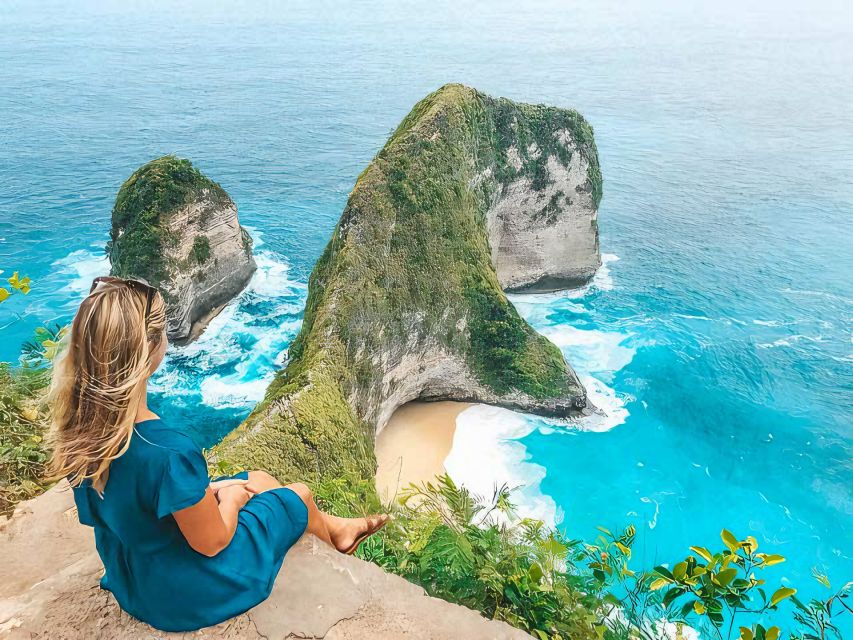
[150,249,306,409]
[444,253,633,528]
[445,405,561,526]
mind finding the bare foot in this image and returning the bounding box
[327,514,390,554]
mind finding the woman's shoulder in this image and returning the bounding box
[132,419,200,457]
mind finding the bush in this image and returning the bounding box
[314,473,850,640]
[0,363,51,514]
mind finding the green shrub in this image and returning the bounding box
[311,472,850,640]
[0,363,51,514]
[192,235,211,264]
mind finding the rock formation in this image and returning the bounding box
[0,87,604,639]
[487,117,601,291]
[108,156,256,343]
[214,84,601,493]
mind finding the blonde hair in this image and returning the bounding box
[48,279,167,493]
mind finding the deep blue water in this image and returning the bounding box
[1,0,851,633]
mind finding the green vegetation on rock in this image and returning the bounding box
[0,334,54,515]
[109,155,228,288]
[191,235,211,265]
[213,84,595,500]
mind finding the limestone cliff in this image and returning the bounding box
[214,84,601,491]
[108,156,256,342]
[486,112,601,291]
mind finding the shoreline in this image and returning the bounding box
[375,401,471,505]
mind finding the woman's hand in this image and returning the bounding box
[210,478,252,501]
[216,483,254,510]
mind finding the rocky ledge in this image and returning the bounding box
[213,84,601,495]
[108,156,256,343]
[0,484,530,639]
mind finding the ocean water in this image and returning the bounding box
[1,0,851,632]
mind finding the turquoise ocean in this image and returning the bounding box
[1,0,851,631]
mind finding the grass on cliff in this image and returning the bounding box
[0,363,51,515]
[109,155,228,289]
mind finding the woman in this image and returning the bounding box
[48,276,388,632]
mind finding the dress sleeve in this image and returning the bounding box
[155,446,210,518]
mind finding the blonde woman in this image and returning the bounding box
[49,276,388,632]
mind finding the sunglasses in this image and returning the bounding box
[90,276,157,321]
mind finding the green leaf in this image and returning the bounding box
[690,546,713,562]
[654,565,674,580]
[716,567,738,586]
[528,562,544,583]
[739,628,755,640]
[758,553,786,567]
[650,578,670,591]
[811,567,831,589]
[765,627,780,640]
[721,529,740,553]
[770,586,797,607]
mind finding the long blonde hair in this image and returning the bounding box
[48,279,167,493]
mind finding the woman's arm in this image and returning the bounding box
[173,485,252,557]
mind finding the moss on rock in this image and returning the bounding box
[109,156,228,289]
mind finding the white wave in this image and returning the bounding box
[591,252,619,292]
[445,405,560,526]
[199,374,275,408]
[51,248,110,298]
[558,252,619,298]
[576,374,630,432]
[153,248,306,409]
[540,325,635,380]
[757,334,825,349]
[781,287,853,306]
[443,252,632,527]
[506,253,619,311]
[753,319,780,326]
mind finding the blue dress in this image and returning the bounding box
[71,418,308,632]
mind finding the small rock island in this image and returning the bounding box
[108,156,256,342]
[215,84,602,493]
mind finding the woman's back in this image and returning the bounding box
[73,418,308,632]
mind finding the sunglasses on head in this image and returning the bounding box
[90,276,157,321]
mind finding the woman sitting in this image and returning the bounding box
[48,275,388,632]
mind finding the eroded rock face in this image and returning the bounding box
[215,85,601,494]
[487,134,601,291]
[108,156,256,342]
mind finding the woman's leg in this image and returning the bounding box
[246,471,334,545]
[246,471,378,552]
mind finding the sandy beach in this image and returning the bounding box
[375,401,471,505]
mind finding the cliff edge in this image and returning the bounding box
[0,484,530,639]
[214,84,600,492]
[108,156,256,343]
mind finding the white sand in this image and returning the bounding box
[375,401,471,505]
